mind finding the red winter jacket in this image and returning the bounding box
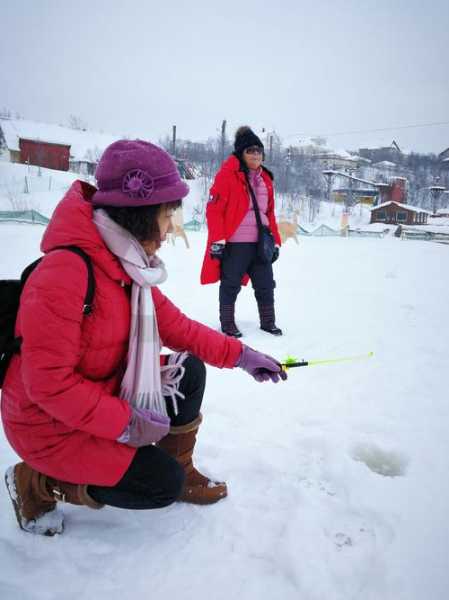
[200,155,281,285]
[1,181,242,486]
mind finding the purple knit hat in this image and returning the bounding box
[92,139,189,207]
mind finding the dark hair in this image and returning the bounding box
[94,200,182,242]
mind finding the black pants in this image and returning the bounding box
[88,355,206,509]
[219,242,275,306]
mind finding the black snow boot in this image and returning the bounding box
[219,304,242,338]
[258,303,283,336]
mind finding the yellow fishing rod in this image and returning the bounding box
[281,351,374,371]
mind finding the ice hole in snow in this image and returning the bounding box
[351,443,409,477]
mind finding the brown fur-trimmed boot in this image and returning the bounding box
[157,414,227,505]
[5,462,104,536]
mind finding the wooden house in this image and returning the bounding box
[370,201,430,226]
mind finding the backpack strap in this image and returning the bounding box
[53,245,95,315]
[1,246,95,385]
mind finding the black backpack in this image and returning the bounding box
[0,245,95,387]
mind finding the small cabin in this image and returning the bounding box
[370,201,430,226]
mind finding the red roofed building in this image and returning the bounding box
[19,138,71,171]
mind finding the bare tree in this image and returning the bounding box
[0,107,12,119]
[68,115,87,131]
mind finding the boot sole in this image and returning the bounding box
[221,330,243,338]
[260,327,283,336]
[4,467,64,536]
[180,483,228,505]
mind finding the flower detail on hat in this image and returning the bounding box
[122,169,154,200]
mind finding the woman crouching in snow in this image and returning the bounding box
[1,140,287,536]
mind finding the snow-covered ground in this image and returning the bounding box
[0,162,82,217]
[1,205,448,599]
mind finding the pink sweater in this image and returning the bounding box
[228,168,269,242]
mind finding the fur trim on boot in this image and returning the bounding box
[157,414,228,504]
[5,462,103,536]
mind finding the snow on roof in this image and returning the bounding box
[0,118,120,161]
[356,222,396,233]
[296,138,356,160]
[323,170,379,187]
[373,161,397,167]
[400,224,449,235]
[370,201,432,214]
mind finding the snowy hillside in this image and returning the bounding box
[1,214,448,599]
[1,160,377,233]
[0,163,206,227]
[0,162,81,217]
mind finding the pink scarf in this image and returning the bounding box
[93,209,184,416]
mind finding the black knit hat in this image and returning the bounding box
[234,126,264,158]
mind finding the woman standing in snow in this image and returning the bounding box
[201,126,283,337]
[1,140,286,536]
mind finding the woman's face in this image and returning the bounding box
[141,204,175,255]
[242,146,263,170]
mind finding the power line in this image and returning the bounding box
[284,120,449,140]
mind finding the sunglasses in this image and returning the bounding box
[244,146,263,155]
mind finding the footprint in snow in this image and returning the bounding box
[401,303,415,311]
[334,532,353,549]
[299,478,337,497]
[331,526,377,551]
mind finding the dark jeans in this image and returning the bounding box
[88,355,206,509]
[219,242,275,306]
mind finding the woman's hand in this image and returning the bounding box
[210,240,226,260]
[272,246,280,263]
[117,407,170,447]
[235,345,287,383]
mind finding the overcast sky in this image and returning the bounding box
[1,0,448,153]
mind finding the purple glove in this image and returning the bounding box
[236,345,287,383]
[117,407,170,447]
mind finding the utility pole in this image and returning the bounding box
[220,120,227,163]
[322,169,335,206]
[172,125,176,157]
[345,166,357,212]
[283,147,293,213]
[429,178,445,215]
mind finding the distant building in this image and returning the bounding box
[438,148,449,189]
[333,188,378,206]
[69,157,97,176]
[372,160,398,174]
[19,138,71,171]
[358,141,402,164]
[370,201,430,226]
[376,177,407,205]
[0,117,119,174]
[438,147,449,162]
[0,117,195,180]
[434,198,449,217]
[296,137,366,170]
